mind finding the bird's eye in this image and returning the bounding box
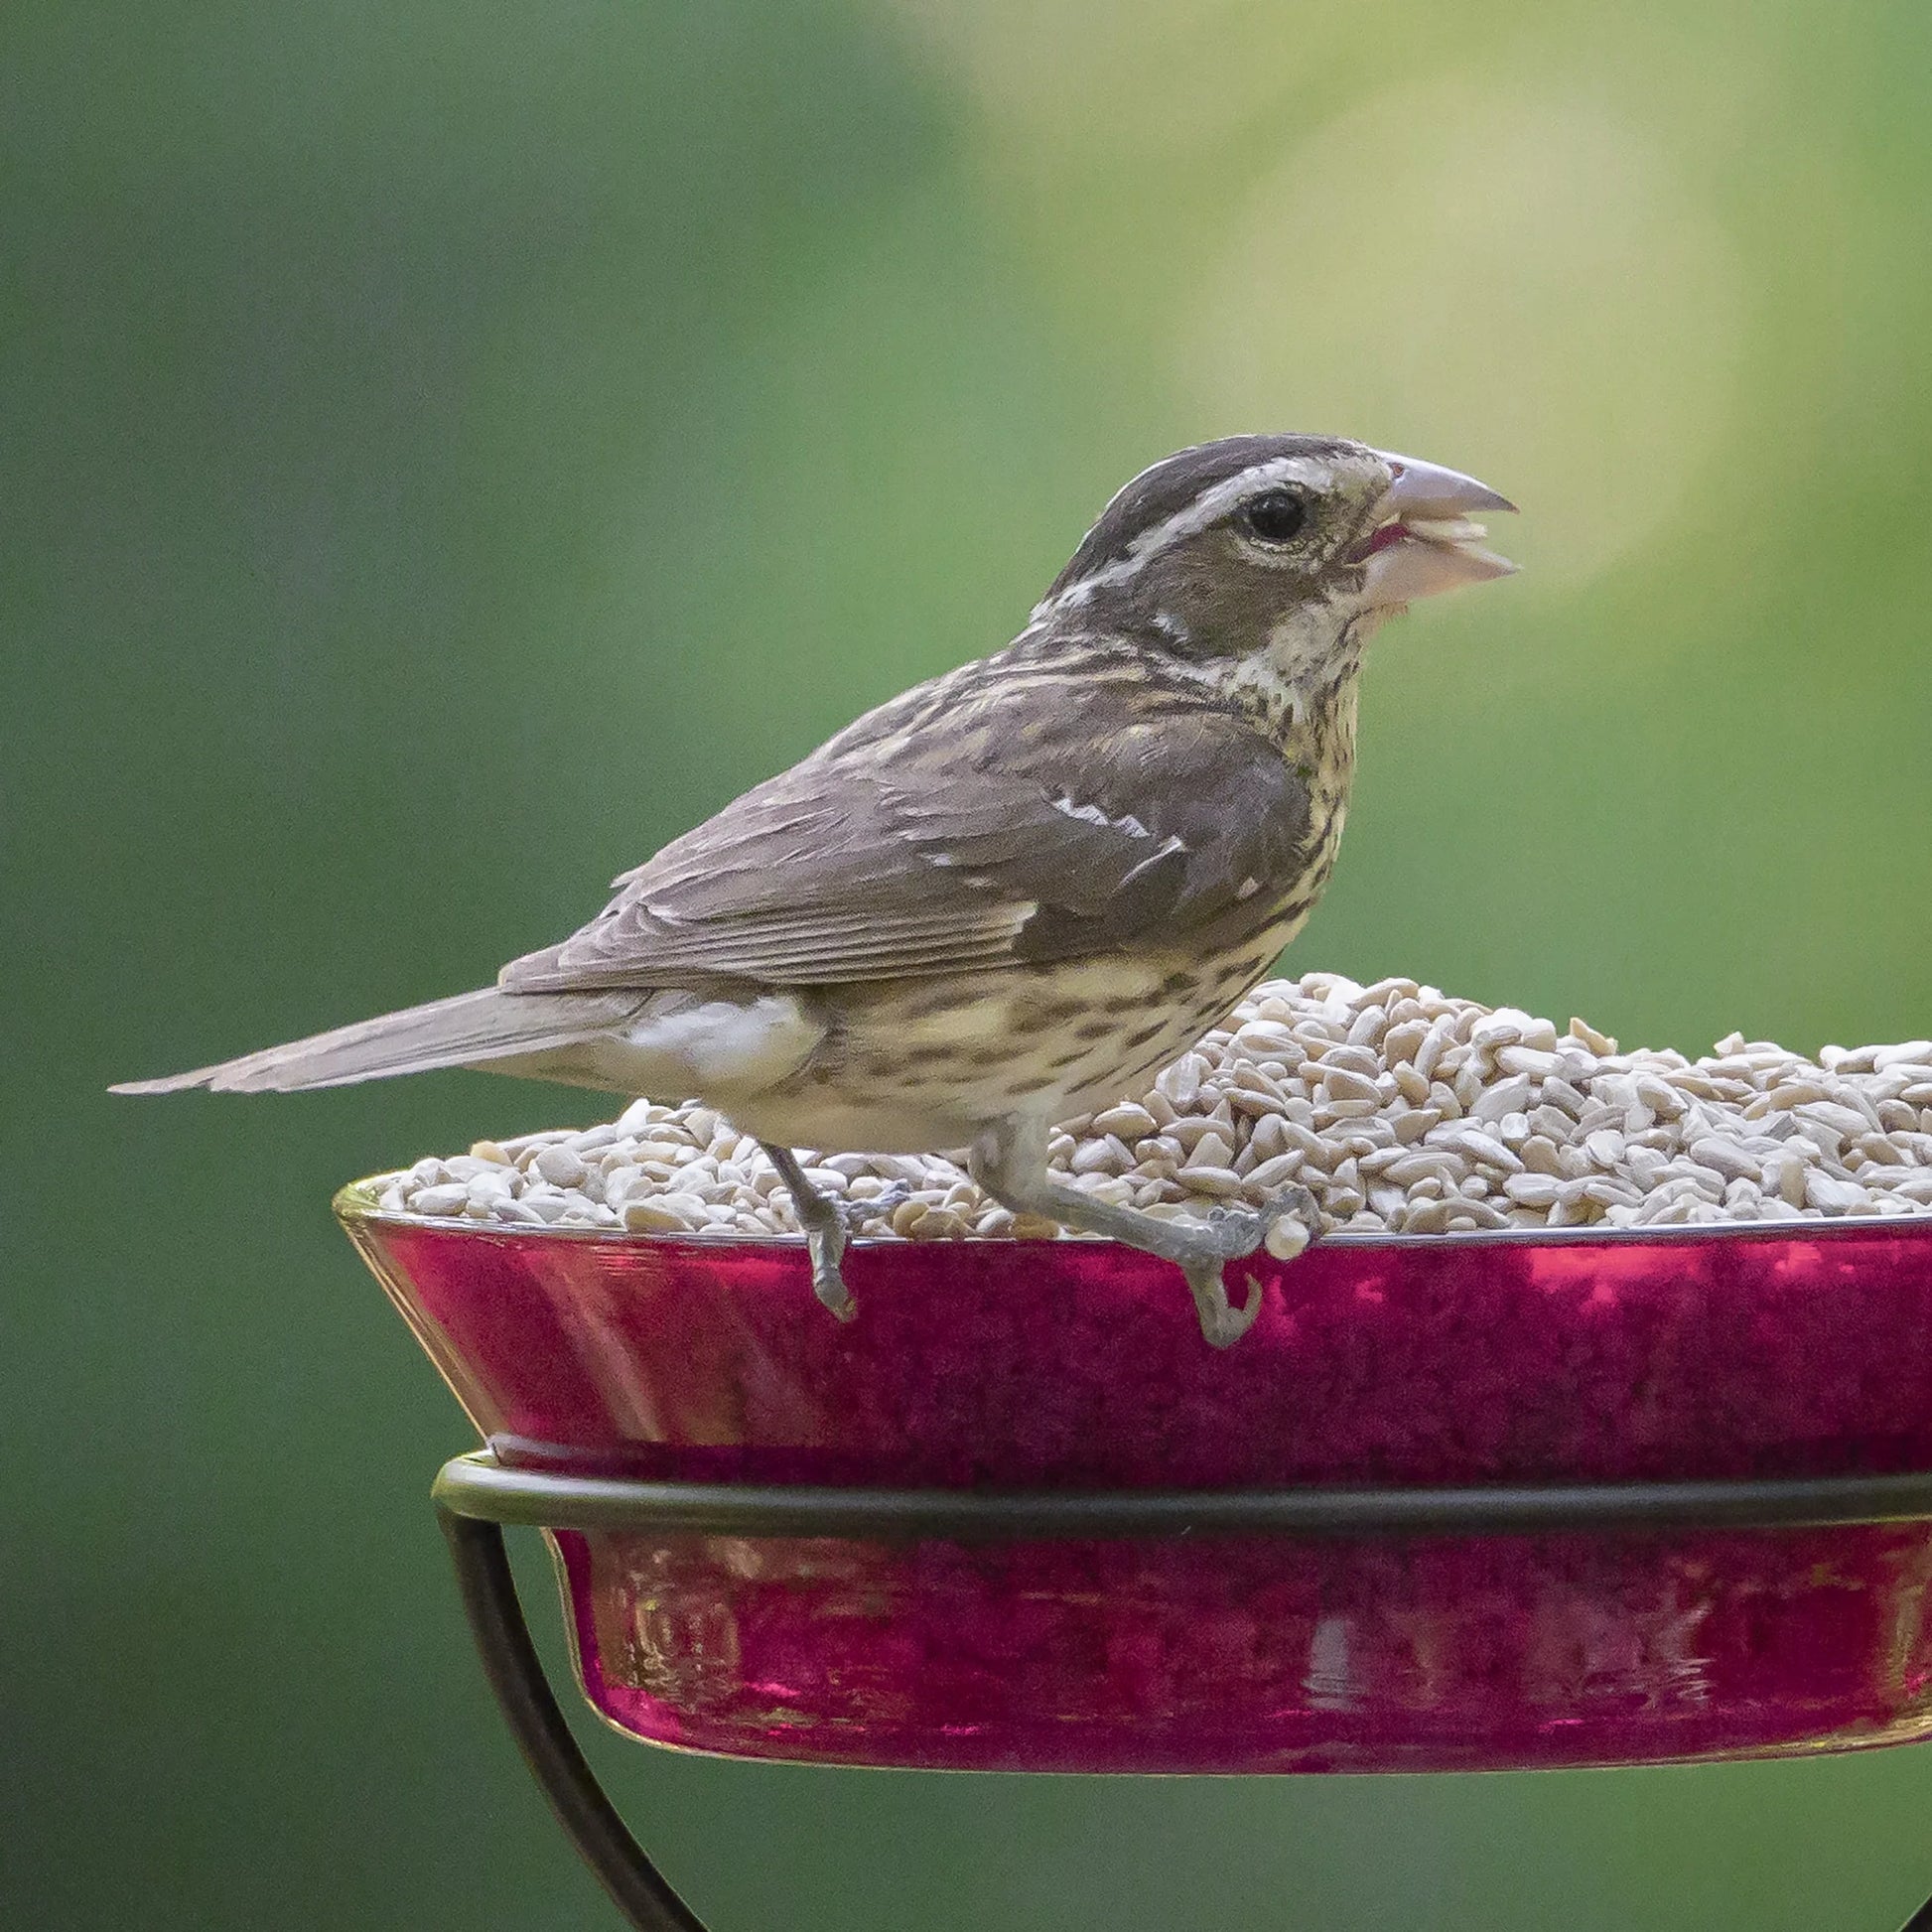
[1241,488,1308,544]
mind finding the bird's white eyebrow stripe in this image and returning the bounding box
[1039,455,1338,615]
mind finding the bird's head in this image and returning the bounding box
[1036,434,1516,673]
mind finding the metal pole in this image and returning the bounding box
[437,1507,710,1932]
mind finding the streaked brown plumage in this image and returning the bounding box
[117,434,1516,1342]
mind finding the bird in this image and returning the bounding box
[117,433,1516,1344]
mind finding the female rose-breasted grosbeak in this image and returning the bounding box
[120,435,1515,1343]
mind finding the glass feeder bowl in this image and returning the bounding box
[340,1182,1932,1775]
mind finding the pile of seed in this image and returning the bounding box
[373,973,1932,1240]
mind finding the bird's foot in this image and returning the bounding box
[799,1183,910,1321]
[964,1119,1320,1349]
[1178,1185,1321,1346]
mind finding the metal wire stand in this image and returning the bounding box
[433,1452,1932,1932]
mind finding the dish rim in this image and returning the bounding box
[333,1173,1932,1257]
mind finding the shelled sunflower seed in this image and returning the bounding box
[375,973,1932,1240]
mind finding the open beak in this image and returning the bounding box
[1356,451,1518,606]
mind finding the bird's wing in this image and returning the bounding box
[497,650,1315,993]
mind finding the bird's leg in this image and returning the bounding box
[760,1141,901,1320]
[969,1117,1320,1348]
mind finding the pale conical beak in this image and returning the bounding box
[1359,450,1518,606]
[1374,453,1517,518]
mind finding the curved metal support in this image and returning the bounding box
[436,1506,709,1932]
[435,1453,1932,1932]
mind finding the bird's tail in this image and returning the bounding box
[111,985,648,1095]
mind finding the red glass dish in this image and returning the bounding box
[339,1182,1932,1772]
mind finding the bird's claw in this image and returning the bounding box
[1183,1262,1265,1348]
[805,1215,858,1320]
[1183,1184,1320,1344]
[802,1182,909,1322]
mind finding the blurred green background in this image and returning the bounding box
[9,1,1932,1926]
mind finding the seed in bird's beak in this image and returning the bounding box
[1360,451,1519,606]
[1400,515,1489,545]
